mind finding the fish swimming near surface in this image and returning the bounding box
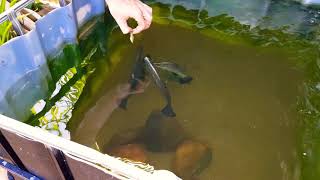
[144,56,176,117]
[119,47,177,118]
[154,62,193,84]
[119,46,146,109]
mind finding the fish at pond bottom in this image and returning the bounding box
[144,110,187,152]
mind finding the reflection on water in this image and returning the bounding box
[26,47,98,138]
[73,23,304,180]
[148,0,320,35]
[2,65,52,121]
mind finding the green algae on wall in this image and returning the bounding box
[25,2,320,179]
[145,2,320,180]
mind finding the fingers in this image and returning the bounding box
[136,78,151,89]
[140,3,152,28]
[138,2,152,23]
[132,11,146,34]
[116,84,131,99]
[107,0,152,35]
[132,2,152,34]
[143,3,152,15]
[115,17,132,34]
[129,88,145,95]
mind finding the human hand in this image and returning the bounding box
[105,0,152,34]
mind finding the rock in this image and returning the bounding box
[106,127,146,148]
[144,110,188,152]
[107,144,148,163]
[172,140,212,180]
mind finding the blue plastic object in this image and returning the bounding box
[0,159,42,180]
[0,0,106,121]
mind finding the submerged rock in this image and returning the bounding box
[107,144,148,163]
[106,126,146,148]
[172,140,212,180]
[144,110,187,152]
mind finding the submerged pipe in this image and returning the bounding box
[7,11,24,35]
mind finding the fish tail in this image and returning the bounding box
[161,104,176,117]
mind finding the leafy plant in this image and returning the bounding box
[0,0,45,45]
[27,0,44,12]
[0,0,17,45]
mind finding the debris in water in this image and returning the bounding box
[95,142,101,151]
[130,32,134,43]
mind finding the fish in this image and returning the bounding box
[119,46,146,109]
[154,62,193,84]
[144,56,176,117]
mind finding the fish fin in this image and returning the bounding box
[119,98,128,110]
[161,104,176,117]
[179,76,193,84]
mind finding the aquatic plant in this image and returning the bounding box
[32,47,97,139]
[27,0,44,12]
[26,17,119,138]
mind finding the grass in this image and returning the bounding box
[0,0,44,45]
[0,0,17,45]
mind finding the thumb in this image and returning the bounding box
[115,18,132,34]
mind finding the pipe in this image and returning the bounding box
[7,11,24,36]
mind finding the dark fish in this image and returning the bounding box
[154,62,193,84]
[144,56,176,117]
[119,46,146,109]
[144,110,186,152]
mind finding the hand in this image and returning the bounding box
[105,0,152,34]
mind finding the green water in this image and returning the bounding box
[25,2,320,179]
[71,22,304,179]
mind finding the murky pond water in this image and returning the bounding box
[71,22,304,180]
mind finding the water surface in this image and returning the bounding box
[72,23,304,180]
